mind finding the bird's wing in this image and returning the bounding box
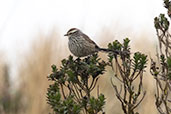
[82,33,99,48]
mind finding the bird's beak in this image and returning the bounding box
[64,33,68,36]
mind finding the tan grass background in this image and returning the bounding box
[0,28,158,114]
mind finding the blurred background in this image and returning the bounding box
[0,0,167,114]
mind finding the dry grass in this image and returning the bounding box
[18,30,69,114]
[0,54,19,114]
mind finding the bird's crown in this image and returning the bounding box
[65,28,81,36]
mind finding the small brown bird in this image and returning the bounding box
[64,28,112,57]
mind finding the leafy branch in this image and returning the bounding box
[47,54,107,114]
[150,0,171,114]
[107,38,148,114]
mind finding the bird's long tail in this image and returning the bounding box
[98,48,119,55]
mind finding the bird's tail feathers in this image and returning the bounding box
[98,48,119,55]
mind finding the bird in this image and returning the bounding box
[64,28,118,57]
